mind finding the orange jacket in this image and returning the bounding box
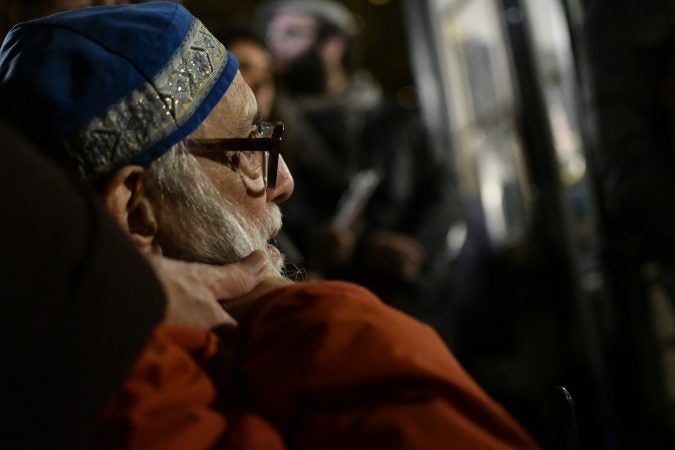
[93,281,539,450]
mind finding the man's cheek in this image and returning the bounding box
[240,172,266,197]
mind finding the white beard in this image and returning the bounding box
[146,146,285,278]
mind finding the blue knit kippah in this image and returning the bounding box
[0,1,239,180]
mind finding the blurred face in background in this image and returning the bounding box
[265,12,318,73]
[229,39,276,120]
[265,12,334,95]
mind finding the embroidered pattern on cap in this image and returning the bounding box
[66,19,227,180]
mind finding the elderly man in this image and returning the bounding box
[0,3,539,450]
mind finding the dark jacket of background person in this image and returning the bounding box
[279,82,463,309]
[0,121,165,450]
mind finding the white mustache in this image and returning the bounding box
[259,205,283,241]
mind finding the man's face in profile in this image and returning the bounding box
[146,72,294,277]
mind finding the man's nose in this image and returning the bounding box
[268,155,294,203]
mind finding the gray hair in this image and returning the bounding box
[143,142,255,264]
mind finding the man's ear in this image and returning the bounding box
[102,166,160,255]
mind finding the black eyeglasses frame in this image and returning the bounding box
[187,122,284,189]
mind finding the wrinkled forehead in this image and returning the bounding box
[191,71,259,140]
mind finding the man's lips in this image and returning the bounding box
[266,231,280,254]
[266,242,281,255]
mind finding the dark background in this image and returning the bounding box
[184,0,414,96]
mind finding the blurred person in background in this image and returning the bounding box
[219,28,276,121]
[254,0,464,313]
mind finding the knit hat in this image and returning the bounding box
[0,1,239,181]
[254,0,358,38]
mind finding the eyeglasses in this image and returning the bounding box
[187,122,284,189]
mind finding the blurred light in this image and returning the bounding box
[368,0,392,6]
[446,222,468,261]
[479,152,508,245]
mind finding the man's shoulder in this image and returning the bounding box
[249,279,425,325]
[262,280,381,305]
